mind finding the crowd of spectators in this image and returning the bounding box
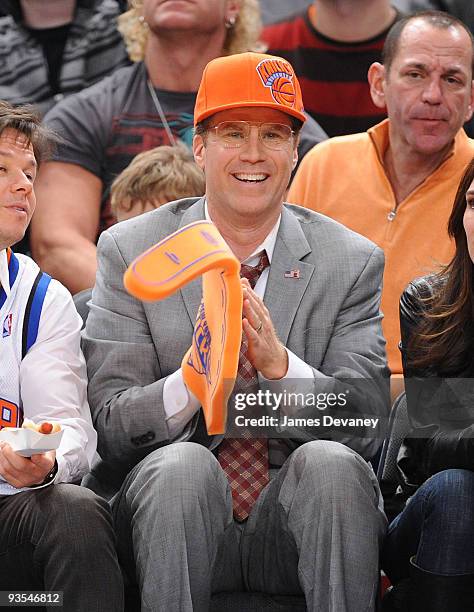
[0,1,473,611]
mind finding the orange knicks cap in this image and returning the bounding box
[194,52,306,126]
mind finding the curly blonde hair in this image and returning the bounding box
[118,0,262,62]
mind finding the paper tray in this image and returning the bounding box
[0,428,63,457]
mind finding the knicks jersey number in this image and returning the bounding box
[0,397,20,429]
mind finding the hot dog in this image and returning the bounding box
[22,419,61,434]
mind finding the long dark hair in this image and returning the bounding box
[407,157,474,374]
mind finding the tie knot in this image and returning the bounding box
[240,251,270,289]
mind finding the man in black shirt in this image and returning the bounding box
[0,0,129,254]
[0,0,128,115]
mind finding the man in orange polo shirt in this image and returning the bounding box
[289,10,474,381]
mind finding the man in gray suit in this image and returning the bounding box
[83,52,388,612]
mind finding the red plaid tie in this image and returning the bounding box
[218,251,270,521]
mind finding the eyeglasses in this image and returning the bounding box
[207,121,295,150]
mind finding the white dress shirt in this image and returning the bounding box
[0,250,97,495]
[162,209,314,440]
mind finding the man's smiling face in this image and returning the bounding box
[193,107,298,225]
[0,129,37,250]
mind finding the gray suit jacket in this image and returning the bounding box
[82,197,389,498]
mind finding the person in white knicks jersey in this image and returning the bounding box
[0,101,123,612]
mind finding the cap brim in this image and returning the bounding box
[195,101,307,126]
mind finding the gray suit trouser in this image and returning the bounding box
[113,440,387,612]
[0,484,124,612]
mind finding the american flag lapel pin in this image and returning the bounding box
[284,269,300,279]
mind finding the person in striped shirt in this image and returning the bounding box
[262,0,401,137]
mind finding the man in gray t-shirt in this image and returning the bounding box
[31,0,327,294]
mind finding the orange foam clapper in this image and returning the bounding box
[124,221,242,435]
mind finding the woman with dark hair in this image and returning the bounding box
[382,158,474,611]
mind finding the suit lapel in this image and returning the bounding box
[264,207,314,346]
[179,198,206,325]
[176,201,315,338]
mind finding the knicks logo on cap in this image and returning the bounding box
[256,58,296,109]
